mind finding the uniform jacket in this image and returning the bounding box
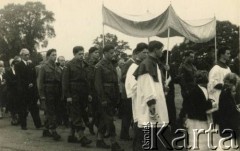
[62,58,89,98]
[38,61,62,99]
[94,58,120,104]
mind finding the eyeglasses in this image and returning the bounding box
[24,54,30,56]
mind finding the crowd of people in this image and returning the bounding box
[0,40,239,151]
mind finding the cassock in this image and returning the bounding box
[133,56,169,127]
[125,63,138,123]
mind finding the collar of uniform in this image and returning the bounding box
[46,60,56,69]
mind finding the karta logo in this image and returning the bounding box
[141,122,239,150]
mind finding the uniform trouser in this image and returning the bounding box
[120,98,132,138]
[19,93,41,128]
[45,84,61,130]
[57,98,69,125]
[69,93,88,131]
[97,104,116,137]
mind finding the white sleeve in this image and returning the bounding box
[137,73,157,104]
[208,66,220,93]
[125,64,138,98]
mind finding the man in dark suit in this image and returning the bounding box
[15,48,42,130]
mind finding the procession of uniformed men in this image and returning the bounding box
[0,40,239,151]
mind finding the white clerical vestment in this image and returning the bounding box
[136,64,169,127]
[208,64,231,104]
[125,63,138,123]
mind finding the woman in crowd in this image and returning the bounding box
[184,70,217,151]
[218,73,240,151]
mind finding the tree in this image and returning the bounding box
[0,2,55,64]
[93,33,131,52]
[171,20,239,72]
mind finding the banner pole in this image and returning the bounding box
[165,27,170,83]
[103,24,105,48]
[214,17,217,64]
[239,26,240,75]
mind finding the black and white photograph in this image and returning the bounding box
[0,0,239,151]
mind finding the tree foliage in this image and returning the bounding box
[0,2,55,64]
[93,33,131,52]
[171,20,239,72]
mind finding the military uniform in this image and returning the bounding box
[85,58,99,134]
[94,58,120,137]
[38,61,62,131]
[62,58,90,131]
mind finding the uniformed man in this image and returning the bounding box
[85,46,100,135]
[62,46,92,146]
[38,49,61,141]
[95,45,124,151]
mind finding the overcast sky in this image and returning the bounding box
[0,0,239,59]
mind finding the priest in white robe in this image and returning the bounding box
[207,47,231,113]
[133,41,169,128]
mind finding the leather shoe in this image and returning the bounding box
[67,136,78,143]
[52,132,61,141]
[96,140,110,149]
[42,130,52,137]
[111,142,124,151]
[79,136,92,146]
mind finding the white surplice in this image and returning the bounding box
[125,63,138,123]
[136,64,169,127]
[208,65,231,104]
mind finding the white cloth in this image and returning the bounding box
[0,74,2,81]
[208,65,231,104]
[11,67,15,75]
[136,64,169,127]
[125,63,138,122]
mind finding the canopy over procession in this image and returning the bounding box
[0,1,239,151]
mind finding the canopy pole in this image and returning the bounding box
[239,26,240,75]
[103,24,105,48]
[148,37,150,44]
[165,27,170,83]
[214,17,217,64]
[215,34,217,64]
